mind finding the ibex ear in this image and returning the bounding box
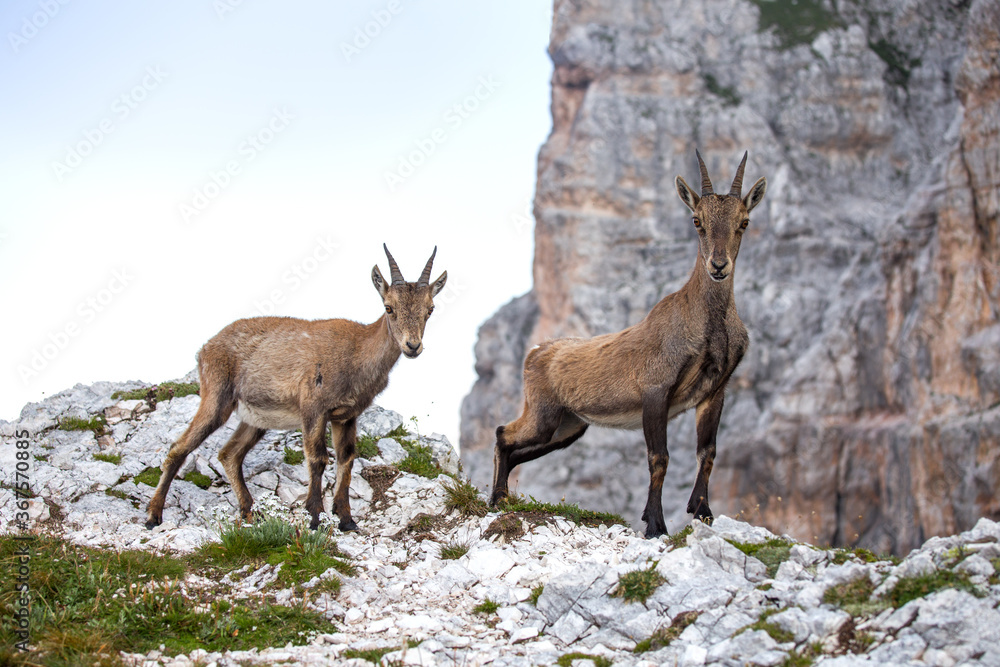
[744,177,767,212]
[372,265,389,299]
[430,271,447,298]
[675,175,700,212]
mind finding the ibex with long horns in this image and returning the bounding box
[145,245,447,531]
[490,152,766,538]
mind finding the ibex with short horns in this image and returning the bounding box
[145,245,447,532]
[490,151,766,538]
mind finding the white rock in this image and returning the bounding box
[464,546,516,580]
[377,438,408,465]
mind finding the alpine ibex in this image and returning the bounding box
[145,245,447,532]
[490,151,767,538]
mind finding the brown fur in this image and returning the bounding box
[145,246,446,531]
[490,152,767,538]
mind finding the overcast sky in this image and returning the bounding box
[0,1,553,446]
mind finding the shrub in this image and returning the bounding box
[614,565,665,604]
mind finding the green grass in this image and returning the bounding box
[781,643,823,666]
[57,414,108,436]
[822,576,886,617]
[397,443,444,479]
[92,452,121,465]
[443,478,489,517]
[529,584,544,606]
[831,547,900,566]
[0,532,334,665]
[283,446,305,466]
[498,496,627,528]
[728,538,793,578]
[473,598,500,615]
[556,653,612,667]
[633,611,699,653]
[749,0,843,50]
[439,541,469,560]
[134,467,162,487]
[614,565,665,604]
[740,609,794,643]
[112,382,200,403]
[666,525,693,550]
[355,434,380,460]
[342,640,418,664]
[886,570,981,608]
[182,471,212,490]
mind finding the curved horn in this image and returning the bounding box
[730,151,748,197]
[383,244,405,285]
[696,150,714,196]
[417,246,437,287]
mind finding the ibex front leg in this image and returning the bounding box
[329,418,359,532]
[301,414,330,530]
[688,391,724,523]
[641,386,670,538]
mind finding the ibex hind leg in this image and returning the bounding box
[218,422,267,522]
[490,411,587,506]
[146,391,234,529]
[301,416,330,531]
[329,419,359,533]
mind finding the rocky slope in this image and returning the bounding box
[3,381,1000,666]
[460,0,1000,555]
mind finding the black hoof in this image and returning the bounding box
[338,519,359,532]
[144,518,160,530]
[488,490,507,508]
[645,525,668,539]
[690,502,714,524]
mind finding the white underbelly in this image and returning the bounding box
[236,401,301,430]
[579,401,695,430]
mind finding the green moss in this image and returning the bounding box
[104,488,131,502]
[614,565,665,604]
[397,443,444,479]
[887,570,981,608]
[342,640,418,664]
[134,467,162,487]
[703,73,741,107]
[749,0,843,50]
[93,452,122,465]
[498,495,627,528]
[112,382,200,403]
[741,609,794,644]
[728,538,793,578]
[633,611,699,653]
[823,577,887,617]
[282,446,305,466]
[57,414,108,436]
[182,471,212,490]
[443,478,489,517]
[529,584,545,606]
[556,653,612,667]
[473,598,500,615]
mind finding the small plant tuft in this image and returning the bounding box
[741,609,794,643]
[529,584,545,606]
[439,541,469,560]
[283,445,305,465]
[93,452,122,465]
[666,524,693,550]
[355,434,380,460]
[499,495,627,528]
[886,570,981,608]
[134,466,162,487]
[823,576,885,617]
[556,653,612,667]
[443,478,489,517]
[113,381,200,403]
[397,443,444,479]
[473,598,500,615]
[728,538,793,578]
[614,564,665,604]
[182,470,212,489]
[58,414,108,436]
[633,611,699,653]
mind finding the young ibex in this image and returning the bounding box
[490,151,767,538]
[145,245,447,532]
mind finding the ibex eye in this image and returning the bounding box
[385,306,394,315]
[427,307,434,316]
[740,219,749,230]
[693,218,701,228]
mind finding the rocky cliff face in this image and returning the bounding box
[461,0,1000,555]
